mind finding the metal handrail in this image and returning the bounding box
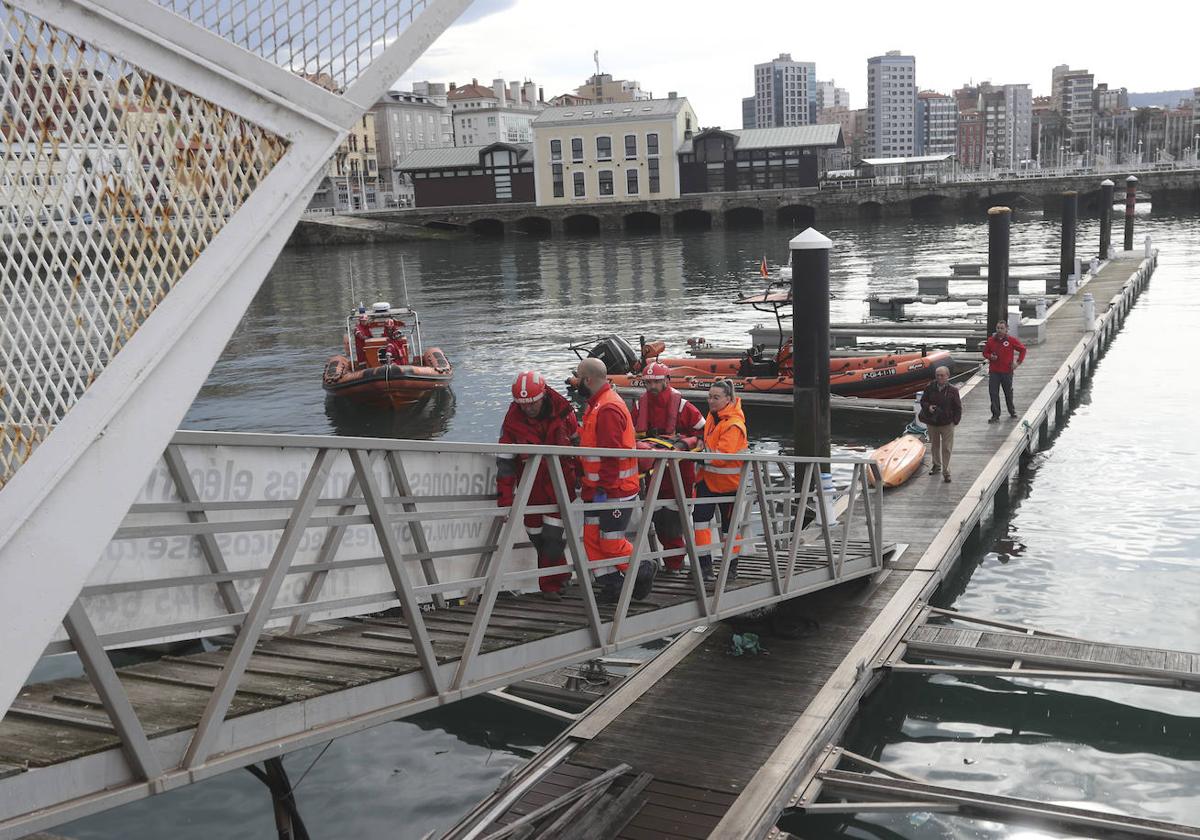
[19,429,884,782]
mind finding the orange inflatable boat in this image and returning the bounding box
[868,433,927,488]
[572,335,950,400]
[323,302,452,407]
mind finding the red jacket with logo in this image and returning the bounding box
[983,332,1027,374]
[497,386,579,506]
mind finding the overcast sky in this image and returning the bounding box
[400,0,1195,127]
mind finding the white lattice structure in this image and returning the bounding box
[0,0,473,721]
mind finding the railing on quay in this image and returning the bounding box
[6,429,884,791]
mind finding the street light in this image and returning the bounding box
[1137,138,1143,164]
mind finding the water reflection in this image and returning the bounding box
[325,388,457,440]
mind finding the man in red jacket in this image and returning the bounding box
[634,363,705,572]
[982,319,1028,423]
[497,371,580,600]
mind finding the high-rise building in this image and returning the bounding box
[916,91,957,156]
[742,96,756,129]
[816,80,849,112]
[1052,67,1095,153]
[754,53,817,128]
[1094,83,1129,114]
[866,51,916,157]
[956,81,1031,169]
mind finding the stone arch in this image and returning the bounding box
[624,211,662,233]
[910,193,951,217]
[724,206,764,229]
[563,214,601,235]
[673,209,712,231]
[857,201,884,221]
[777,204,816,230]
[514,216,552,236]
[467,217,504,236]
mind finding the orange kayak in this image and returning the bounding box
[868,433,927,488]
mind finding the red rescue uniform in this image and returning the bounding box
[497,387,579,593]
[580,383,639,574]
[634,387,705,570]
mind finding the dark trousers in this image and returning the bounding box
[989,371,1015,417]
[693,480,734,560]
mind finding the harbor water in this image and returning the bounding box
[60,209,1200,839]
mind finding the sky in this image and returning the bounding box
[400,0,1196,127]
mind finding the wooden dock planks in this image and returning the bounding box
[538,252,1162,838]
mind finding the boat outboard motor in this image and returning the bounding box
[588,335,639,374]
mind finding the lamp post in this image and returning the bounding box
[1137,138,1143,164]
[1194,133,1200,164]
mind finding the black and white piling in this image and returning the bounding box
[1059,191,1078,295]
[1124,175,1138,251]
[987,206,1011,332]
[1099,179,1114,259]
[790,228,832,464]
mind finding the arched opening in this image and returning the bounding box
[563,214,601,236]
[777,204,816,230]
[673,209,711,231]
[515,216,552,236]
[422,220,465,232]
[724,206,764,229]
[857,201,883,221]
[624,211,661,233]
[985,192,1027,214]
[910,194,950,217]
[467,218,504,236]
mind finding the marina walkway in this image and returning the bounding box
[445,246,1166,839]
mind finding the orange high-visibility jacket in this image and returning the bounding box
[698,398,748,493]
[580,384,640,497]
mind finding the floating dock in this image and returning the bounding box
[443,246,1191,839]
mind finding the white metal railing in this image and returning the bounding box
[3,429,883,808]
[819,162,1200,192]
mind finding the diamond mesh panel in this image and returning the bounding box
[158,0,430,91]
[0,5,289,488]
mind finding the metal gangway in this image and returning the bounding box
[0,432,885,836]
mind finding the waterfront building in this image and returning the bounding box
[677,124,843,193]
[916,91,957,156]
[956,109,984,170]
[449,78,543,147]
[754,53,817,128]
[866,51,916,158]
[817,105,860,169]
[308,112,380,211]
[530,96,696,207]
[856,153,955,181]
[742,96,756,129]
[573,73,651,104]
[397,143,533,207]
[372,89,452,207]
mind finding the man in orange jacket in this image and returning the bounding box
[694,378,749,581]
[574,357,657,604]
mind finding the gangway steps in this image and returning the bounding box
[0,546,867,777]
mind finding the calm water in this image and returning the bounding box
[62,210,1200,839]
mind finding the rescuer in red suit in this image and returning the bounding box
[633,363,705,572]
[497,371,580,600]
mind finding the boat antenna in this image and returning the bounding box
[400,255,411,309]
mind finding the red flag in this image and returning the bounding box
[760,256,769,278]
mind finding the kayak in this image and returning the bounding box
[868,433,927,488]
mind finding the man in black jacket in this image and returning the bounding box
[919,366,962,484]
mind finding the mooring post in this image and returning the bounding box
[1124,175,1137,251]
[987,206,1011,332]
[1099,179,1114,259]
[1059,191,1077,295]
[790,228,832,479]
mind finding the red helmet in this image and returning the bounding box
[642,362,671,381]
[512,371,547,404]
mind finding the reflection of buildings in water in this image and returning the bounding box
[534,238,685,309]
[324,387,456,440]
